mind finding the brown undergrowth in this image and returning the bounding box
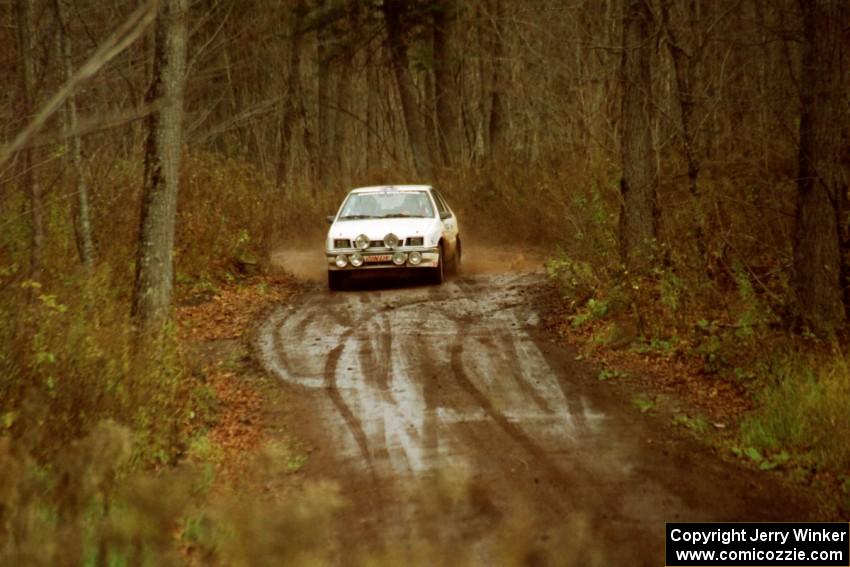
[534,155,849,515]
[543,303,752,427]
[542,265,850,517]
[175,272,301,483]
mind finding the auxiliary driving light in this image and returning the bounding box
[408,251,422,265]
[384,233,400,249]
[392,252,407,266]
[354,234,370,250]
[350,253,364,267]
[335,255,348,268]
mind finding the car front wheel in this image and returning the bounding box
[448,238,461,275]
[430,245,445,285]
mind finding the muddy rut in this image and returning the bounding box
[257,268,812,565]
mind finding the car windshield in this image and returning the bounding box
[338,191,435,220]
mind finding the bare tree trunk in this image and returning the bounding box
[15,0,44,284]
[660,0,705,263]
[55,0,95,274]
[793,0,847,335]
[383,0,434,179]
[618,0,658,272]
[276,1,305,187]
[366,52,380,171]
[433,0,462,166]
[487,0,507,158]
[317,5,332,182]
[470,4,489,160]
[290,5,318,182]
[422,69,440,171]
[132,0,188,335]
[332,60,352,176]
[331,0,360,178]
[316,88,331,178]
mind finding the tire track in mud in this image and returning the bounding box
[262,293,379,466]
[260,273,597,481]
[431,282,607,521]
[322,295,420,470]
[256,269,817,563]
[272,278,572,476]
[316,287,444,473]
[479,333,554,415]
[324,341,373,467]
[358,312,393,394]
[448,324,581,515]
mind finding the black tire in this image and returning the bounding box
[448,238,461,275]
[328,271,346,291]
[430,244,445,285]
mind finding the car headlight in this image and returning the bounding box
[333,239,351,249]
[406,237,423,246]
[350,253,364,267]
[384,233,400,249]
[335,255,348,268]
[408,251,422,265]
[392,252,407,266]
[355,234,370,250]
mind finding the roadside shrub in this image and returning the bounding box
[0,423,205,567]
[742,353,850,472]
[74,151,289,286]
[546,252,600,309]
[0,148,300,566]
[177,152,282,277]
[0,265,215,567]
[0,269,186,463]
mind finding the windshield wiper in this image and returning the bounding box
[338,214,376,220]
[379,213,417,218]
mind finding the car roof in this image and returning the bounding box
[349,185,433,194]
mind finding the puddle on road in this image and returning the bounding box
[257,274,605,477]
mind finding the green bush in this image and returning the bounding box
[742,354,850,471]
[0,269,186,463]
[546,252,600,309]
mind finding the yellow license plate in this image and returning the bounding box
[364,254,392,263]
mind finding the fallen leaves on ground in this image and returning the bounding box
[176,272,300,483]
[542,299,752,425]
[210,369,263,458]
[176,273,298,341]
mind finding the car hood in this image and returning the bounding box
[328,217,440,241]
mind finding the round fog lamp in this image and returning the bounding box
[350,253,364,267]
[384,233,400,249]
[335,255,348,268]
[408,251,422,265]
[354,234,370,250]
[392,252,407,266]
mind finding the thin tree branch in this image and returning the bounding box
[0,0,158,169]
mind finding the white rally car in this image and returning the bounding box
[325,185,461,290]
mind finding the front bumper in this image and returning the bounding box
[326,247,439,271]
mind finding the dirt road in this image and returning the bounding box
[257,253,812,565]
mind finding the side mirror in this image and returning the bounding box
[440,211,451,220]
[326,215,335,225]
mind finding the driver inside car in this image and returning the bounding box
[402,194,428,217]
